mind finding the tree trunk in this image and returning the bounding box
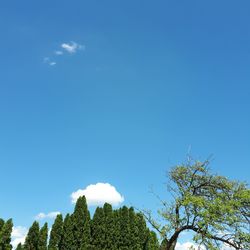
[166,239,177,250]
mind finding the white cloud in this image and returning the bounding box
[71,183,124,206]
[55,50,63,55]
[176,242,205,250]
[176,241,234,250]
[35,211,60,220]
[61,41,84,54]
[11,226,27,249]
[43,57,56,66]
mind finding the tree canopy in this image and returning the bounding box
[144,160,250,250]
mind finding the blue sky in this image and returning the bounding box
[0,0,250,245]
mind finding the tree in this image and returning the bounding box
[144,160,250,250]
[16,243,24,250]
[60,214,74,250]
[38,223,48,250]
[91,207,106,249]
[0,219,4,232]
[71,196,91,249]
[24,221,40,250]
[48,214,63,250]
[0,219,13,250]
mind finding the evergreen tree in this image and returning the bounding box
[112,209,121,250]
[72,196,91,250]
[24,221,40,250]
[38,223,48,250]
[0,219,4,232]
[48,214,63,250]
[16,243,23,250]
[128,207,140,250]
[103,203,116,250]
[135,213,149,249]
[0,219,13,250]
[119,206,130,250]
[91,207,105,250]
[60,214,74,250]
[145,230,159,250]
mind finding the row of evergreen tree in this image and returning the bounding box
[0,196,160,250]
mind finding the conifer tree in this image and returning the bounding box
[135,213,149,249]
[112,209,121,250]
[48,214,63,250]
[60,214,74,250]
[91,207,105,250]
[0,219,13,250]
[0,218,4,232]
[103,203,116,250]
[24,221,40,250]
[145,230,159,250]
[119,206,130,250]
[72,196,91,250]
[38,223,48,250]
[16,243,23,250]
[128,207,140,250]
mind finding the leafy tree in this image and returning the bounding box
[0,219,13,250]
[48,214,63,250]
[60,214,74,250]
[91,207,105,249]
[16,243,24,250]
[71,196,91,249]
[24,221,40,250]
[38,223,48,250]
[144,160,250,250]
[119,206,131,250]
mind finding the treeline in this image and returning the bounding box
[0,196,159,250]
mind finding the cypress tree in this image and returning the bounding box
[119,206,130,250]
[60,214,74,250]
[16,243,24,250]
[24,221,40,250]
[72,196,91,250]
[91,207,105,250]
[103,203,116,250]
[112,209,121,250]
[0,218,4,232]
[135,213,148,249]
[145,230,159,250]
[48,214,63,250]
[0,219,13,250]
[38,223,48,250]
[128,207,140,250]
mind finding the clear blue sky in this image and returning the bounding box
[0,0,250,230]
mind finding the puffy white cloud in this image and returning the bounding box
[61,41,84,54]
[35,211,60,220]
[11,226,28,249]
[71,183,124,206]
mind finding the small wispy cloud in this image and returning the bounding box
[43,57,56,66]
[35,211,60,220]
[55,50,63,55]
[61,41,84,54]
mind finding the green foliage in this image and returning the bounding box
[24,221,40,250]
[48,214,63,250]
[146,159,250,250]
[38,223,48,250]
[72,196,91,249]
[16,243,23,250]
[60,214,74,250]
[0,219,13,250]
[91,207,106,249]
